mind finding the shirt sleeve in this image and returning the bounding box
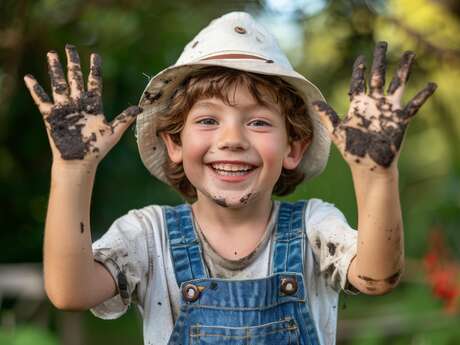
[90,209,150,319]
[305,198,359,294]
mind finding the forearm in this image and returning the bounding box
[348,166,404,294]
[44,162,113,308]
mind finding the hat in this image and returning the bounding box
[136,11,330,185]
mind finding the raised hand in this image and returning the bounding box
[24,44,142,167]
[313,41,437,173]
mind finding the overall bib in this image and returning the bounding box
[164,201,321,345]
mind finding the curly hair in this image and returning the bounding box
[155,66,312,202]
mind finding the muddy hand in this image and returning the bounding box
[312,41,437,172]
[24,44,142,165]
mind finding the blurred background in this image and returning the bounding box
[1,0,459,344]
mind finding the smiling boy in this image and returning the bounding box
[24,11,436,345]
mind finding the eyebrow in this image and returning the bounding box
[193,100,279,113]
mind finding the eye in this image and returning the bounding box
[248,119,271,127]
[196,117,218,126]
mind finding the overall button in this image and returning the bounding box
[182,283,200,302]
[280,277,298,295]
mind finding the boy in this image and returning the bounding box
[24,11,436,345]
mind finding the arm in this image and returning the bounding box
[24,45,142,310]
[313,42,436,295]
[348,165,403,294]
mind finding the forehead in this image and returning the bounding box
[191,83,281,114]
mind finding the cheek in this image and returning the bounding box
[256,138,287,167]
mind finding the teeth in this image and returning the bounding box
[211,163,253,172]
[215,170,249,176]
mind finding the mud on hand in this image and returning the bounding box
[312,41,437,172]
[24,44,142,164]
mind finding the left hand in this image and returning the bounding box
[313,41,437,173]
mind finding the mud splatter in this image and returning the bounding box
[384,270,401,285]
[357,275,377,284]
[265,60,274,63]
[90,54,102,80]
[66,44,80,64]
[401,83,437,119]
[80,222,84,233]
[327,242,336,256]
[46,96,140,160]
[239,193,252,204]
[344,126,404,167]
[117,271,129,300]
[312,100,340,128]
[28,77,51,103]
[387,51,415,95]
[48,58,68,95]
[46,104,88,160]
[349,55,366,97]
[192,41,199,48]
[157,302,162,306]
[369,41,387,93]
[144,90,162,104]
[315,238,321,249]
[213,197,228,208]
[210,282,218,290]
[325,264,335,278]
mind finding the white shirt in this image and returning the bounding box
[91,199,358,345]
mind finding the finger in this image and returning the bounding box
[65,44,85,99]
[348,55,366,100]
[400,82,437,120]
[47,50,70,103]
[312,100,340,135]
[24,74,53,116]
[369,41,388,97]
[87,53,102,98]
[109,106,143,138]
[387,51,416,99]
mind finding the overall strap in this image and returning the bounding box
[164,204,208,287]
[272,200,307,274]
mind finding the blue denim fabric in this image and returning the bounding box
[164,201,320,345]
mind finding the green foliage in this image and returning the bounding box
[0,326,59,345]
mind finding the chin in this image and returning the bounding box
[206,190,259,208]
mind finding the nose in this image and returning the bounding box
[217,123,249,151]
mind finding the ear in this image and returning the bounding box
[283,138,311,170]
[159,132,183,164]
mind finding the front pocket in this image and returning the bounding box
[190,317,300,345]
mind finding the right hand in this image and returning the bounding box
[24,44,143,168]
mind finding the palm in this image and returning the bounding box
[24,45,142,163]
[313,42,436,172]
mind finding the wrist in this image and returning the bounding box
[51,160,98,180]
[351,163,399,182]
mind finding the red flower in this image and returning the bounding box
[423,228,460,314]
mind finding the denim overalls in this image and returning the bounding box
[163,201,321,345]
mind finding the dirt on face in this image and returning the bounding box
[213,196,228,208]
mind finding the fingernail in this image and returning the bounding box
[65,43,76,50]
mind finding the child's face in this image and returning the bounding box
[162,84,308,208]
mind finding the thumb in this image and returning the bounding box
[312,100,341,136]
[110,105,143,138]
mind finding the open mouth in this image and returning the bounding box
[209,162,256,176]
